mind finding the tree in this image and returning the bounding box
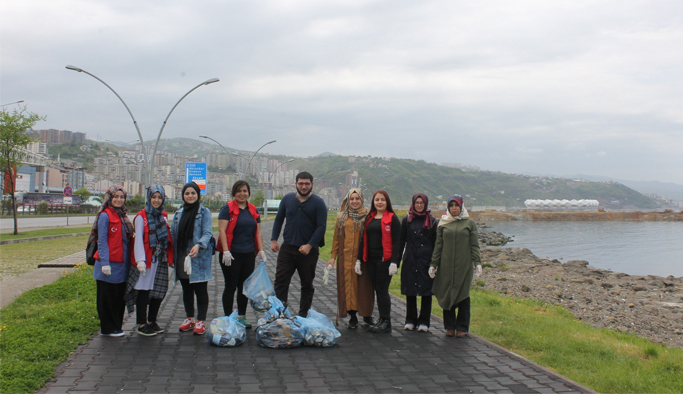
[251,189,265,207]
[0,106,45,234]
[74,187,91,201]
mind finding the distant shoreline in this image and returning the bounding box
[468,211,683,222]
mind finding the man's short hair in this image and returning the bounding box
[296,171,314,183]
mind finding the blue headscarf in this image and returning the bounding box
[145,185,168,251]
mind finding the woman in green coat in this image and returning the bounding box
[429,194,482,337]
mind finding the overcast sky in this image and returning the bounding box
[2,0,682,184]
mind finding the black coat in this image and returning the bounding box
[398,214,438,296]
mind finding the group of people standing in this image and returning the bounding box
[327,189,483,337]
[90,171,482,339]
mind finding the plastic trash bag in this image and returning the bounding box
[243,261,274,312]
[184,255,192,275]
[206,311,247,347]
[297,309,341,347]
[264,295,292,321]
[255,318,305,349]
[322,265,331,286]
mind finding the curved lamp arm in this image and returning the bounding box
[150,78,219,184]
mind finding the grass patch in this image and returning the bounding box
[0,237,87,281]
[0,226,91,242]
[0,265,99,393]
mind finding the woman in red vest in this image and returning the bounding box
[88,185,134,337]
[356,190,401,333]
[124,185,174,337]
[217,180,266,328]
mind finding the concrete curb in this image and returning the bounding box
[0,232,89,245]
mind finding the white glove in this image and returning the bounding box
[323,265,331,286]
[475,264,483,277]
[355,260,362,275]
[389,263,398,276]
[257,250,267,263]
[184,255,192,275]
[222,251,234,266]
[101,265,111,276]
[137,261,146,276]
[429,266,437,279]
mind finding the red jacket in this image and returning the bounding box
[363,211,395,262]
[131,210,174,268]
[216,201,260,252]
[94,207,125,263]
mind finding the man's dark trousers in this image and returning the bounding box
[274,243,319,317]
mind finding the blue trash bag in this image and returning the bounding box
[264,295,293,321]
[206,311,247,347]
[243,261,274,312]
[297,309,341,347]
[255,317,305,349]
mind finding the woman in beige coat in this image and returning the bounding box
[430,194,482,337]
[327,188,375,328]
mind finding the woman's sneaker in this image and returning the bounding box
[193,320,206,335]
[137,324,157,337]
[417,324,429,332]
[148,322,164,334]
[179,318,195,332]
[237,315,252,329]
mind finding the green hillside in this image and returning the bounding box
[286,156,657,209]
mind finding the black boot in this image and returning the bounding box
[347,312,358,329]
[362,316,375,327]
[370,318,391,333]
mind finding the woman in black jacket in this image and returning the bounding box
[398,193,437,332]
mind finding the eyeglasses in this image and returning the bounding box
[296,182,312,187]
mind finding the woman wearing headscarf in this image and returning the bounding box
[326,188,375,329]
[87,185,134,337]
[356,190,401,333]
[430,195,482,337]
[398,193,438,332]
[125,185,174,337]
[171,182,214,335]
[216,180,266,329]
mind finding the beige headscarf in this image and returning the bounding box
[337,188,368,232]
[438,194,470,227]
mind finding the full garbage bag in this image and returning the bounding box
[297,309,341,347]
[255,317,305,349]
[206,311,247,347]
[243,261,274,312]
[264,295,292,321]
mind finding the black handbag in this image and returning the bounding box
[86,241,97,266]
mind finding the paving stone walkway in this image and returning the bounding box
[39,222,594,393]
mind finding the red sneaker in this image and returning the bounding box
[193,320,206,335]
[179,318,195,332]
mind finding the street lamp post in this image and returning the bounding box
[246,140,276,179]
[149,78,219,185]
[66,65,219,189]
[264,158,294,220]
[199,135,239,177]
[0,100,24,108]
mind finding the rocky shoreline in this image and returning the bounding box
[477,227,683,349]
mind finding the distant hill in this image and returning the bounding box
[575,175,683,200]
[285,156,657,209]
[315,152,338,157]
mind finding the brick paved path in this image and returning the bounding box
[40,222,594,393]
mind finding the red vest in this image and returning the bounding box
[216,201,261,252]
[131,210,174,268]
[94,207,125,263]
[362,211,394,262]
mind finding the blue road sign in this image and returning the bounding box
[185,162,208,195]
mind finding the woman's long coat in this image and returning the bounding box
[430,218,481,310]
[330,216,375,318]
[398,215,437,297]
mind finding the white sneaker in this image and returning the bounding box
[417,324,429,332]
[404,323,415,331]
